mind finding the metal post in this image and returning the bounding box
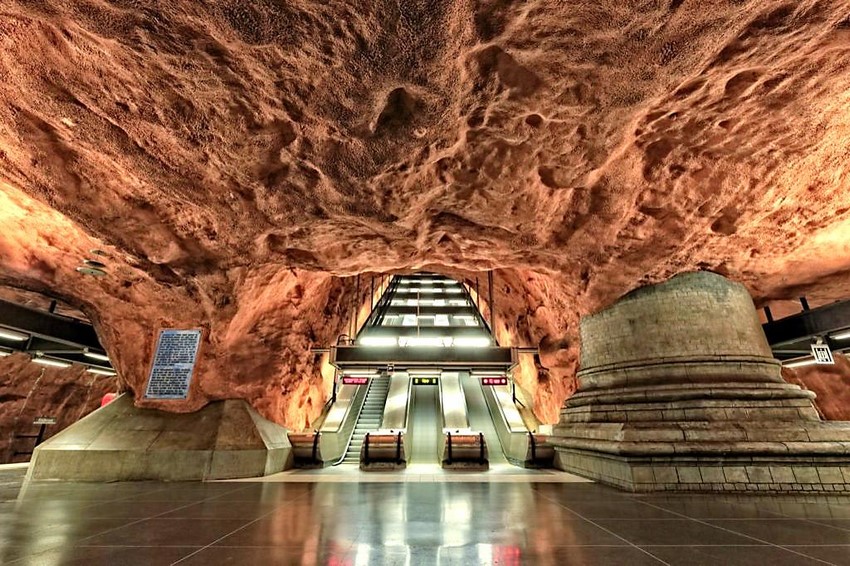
[488,271,495,330]
[396,432,402,464]
[332,370,338,404]
[764,306,774,323]
[479,432,485,464]
[311,431,320,464]
[35,424,47,447]
[800,297,810,311]
[364,432,370,465]
[48,300,57,314]
[354,274,361,333]
[529,431,537,463]
[447,432,453,465]
[475,277,480,310]
[371,276,375,311]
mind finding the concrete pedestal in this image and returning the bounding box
[551,271,850,492]
[27,394,292,481]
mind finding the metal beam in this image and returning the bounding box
[0,298,102,350]
[762,299,850,347]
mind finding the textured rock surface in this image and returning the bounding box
[1,1,849,429]
[0,353,114,463]
[785,353,850,421]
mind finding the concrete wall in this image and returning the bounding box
[27,394,292,481]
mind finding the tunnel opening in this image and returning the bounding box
[0,286,119,464]
[291,272,555,472]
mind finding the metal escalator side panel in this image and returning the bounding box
[460,372,508,465]
[439,372,469,431]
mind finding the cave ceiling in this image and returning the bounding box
[1,1,849,427]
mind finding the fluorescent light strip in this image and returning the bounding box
[832,330,850,340]
[783,358,817,368]
[0,350,10,357]
[87,367,117,376]
[0,328,28,342]
[32,357,72,369]
[453,337,491,348]
[359,336,397,347]
[84,351,110,362]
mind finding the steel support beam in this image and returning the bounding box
[0,299,102,350]
[762,299,850,347]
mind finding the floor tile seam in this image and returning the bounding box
[629,498,838,565]
[168,488,316,566]
[779,518,850,534]
[535,491,672,566]
[70,486,258,545]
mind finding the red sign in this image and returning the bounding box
[342,376,369,385]
[482,377,507,386]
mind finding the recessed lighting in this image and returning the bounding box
[90,249,108,256]
[32,357,72,369]
[0,328,28,342]
[84,350,110,362]
[453,337,491,348]
[83,259,107,269]
[87,367,117,376]
[832,330,850,340]
[76,266,106,277]
[359,336,398,347]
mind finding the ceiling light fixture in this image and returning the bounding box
[832,330,850,340]
[86,367,117,376]
[83,350,110,362]
[83,259,107,269]
[783,358,817,368]
[359,336,398,347]
[76,266,107,277]
[32,357,72,369]
[0,349,11,357]
[0,328,28,342]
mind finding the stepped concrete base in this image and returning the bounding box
[552,272,850,493]
[27,394,292,481]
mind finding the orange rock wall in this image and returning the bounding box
[1,2,849,429]
[784,353,850,421]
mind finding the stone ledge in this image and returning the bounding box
[554,448,850,493]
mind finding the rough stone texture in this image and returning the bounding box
[27,393,292,481]
[0,352,115,464]
[0,2,849,430]
[784,353,850,421]
[551,272,850,492]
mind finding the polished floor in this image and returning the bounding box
[2,466,850,565]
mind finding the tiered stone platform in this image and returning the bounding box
[550,271,850,492]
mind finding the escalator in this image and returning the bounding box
[407,384,440,464]
[339,378,390,465]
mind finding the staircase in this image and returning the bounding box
[341,378,390,465]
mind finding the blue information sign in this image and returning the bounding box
[144,329,202,399]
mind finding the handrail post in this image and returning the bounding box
[312,430,321,464]
[447,432,452,465]
[396,432,402,464]
[479,432,485,465]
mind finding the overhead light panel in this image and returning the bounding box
[783,358,817,368]
[832,330,850,340]
[0,328,28,342]
[359,336,398,347]
[32,357,72,369]
[87,367,117,376]
[84,350,110,362]
[0,349,11,357]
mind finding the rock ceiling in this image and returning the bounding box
[1,1,849,427]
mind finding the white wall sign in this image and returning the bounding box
[811,343,834,365]
[144,329,202,399]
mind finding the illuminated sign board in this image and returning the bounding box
[481,377,508,386]
[342,376,369,385]
[412,377,438,385]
